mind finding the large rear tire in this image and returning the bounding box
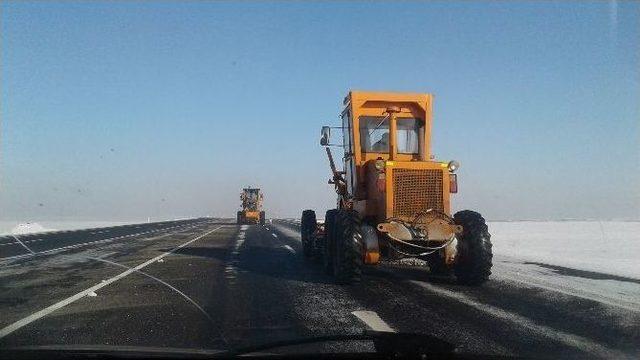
[322,209,338,275]
[301,210,317,258]
[237,211,243,225]
[332,209,363,284]
[259,211,266,225]
[453,210,492,285]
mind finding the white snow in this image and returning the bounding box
[9,223,51,235]
[0,220,147,236]
[488,221,639,280]
[492,256,640,312]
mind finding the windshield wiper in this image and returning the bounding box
[222,330,456,357]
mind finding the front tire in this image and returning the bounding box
[301,210,317,258]
[322,209,338,275]
[332,210,363,284]
[259,211,266,225]
[453,210,492,285]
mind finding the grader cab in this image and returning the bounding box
[238,188,266,225]
[301,91,492,285]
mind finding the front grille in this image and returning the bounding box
[392,168,444,218]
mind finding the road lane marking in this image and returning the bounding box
[271,233,278,238]
[270,224,301,242]
[226,228,247,281]
[84,256,213,322]
[11,235,35,254]
[352,311,396,333]
[410,280,627,359]
[283,245,296,254]
[24,238,45,244]
[0,220,206,250]
[0,225,224,340]
[0,221,206,261]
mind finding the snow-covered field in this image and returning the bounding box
[489,221,639,280]
[279,219,639,280]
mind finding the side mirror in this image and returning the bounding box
[320,126,331,146]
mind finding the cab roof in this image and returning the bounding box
[344,90,432,106]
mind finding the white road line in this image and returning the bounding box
[12,235,35,254]
[84,255,213,322]
[0,225,224,339]
[283,245,296,254]
[23,238,44,244]
[352,311,396,333]
[271,233,278,238]
[270,223,301,242]
[410,280,627,359]
[0,222,204,262]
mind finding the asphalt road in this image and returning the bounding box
[0,218,638,358]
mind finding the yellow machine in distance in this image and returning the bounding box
[302,90,493,285]
[237,188,265,225]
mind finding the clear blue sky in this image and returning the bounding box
[1,1,638,221]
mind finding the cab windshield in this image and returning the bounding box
[397,118,424,154]
[359,116,423,154]
[359,116,389,153]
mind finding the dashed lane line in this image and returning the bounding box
[0,225,225,340]
[352,311,396,333]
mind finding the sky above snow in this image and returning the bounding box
[1,1,638,221]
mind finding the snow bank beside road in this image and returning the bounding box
[0,220,144,236]
[489,221,639,280]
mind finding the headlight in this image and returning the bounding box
[447,160,460,172]
[375,159,385,171]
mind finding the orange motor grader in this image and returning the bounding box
[237,187,266,225]
[301,91,492,285]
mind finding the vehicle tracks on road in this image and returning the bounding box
[0,225,225,340]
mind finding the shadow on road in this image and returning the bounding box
[169,246,335,285]
[366,265,459,286]
[171,247,228,260]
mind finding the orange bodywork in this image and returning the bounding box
[342,91,453,220]
[347,91,433,164]
[334,91,459,264]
